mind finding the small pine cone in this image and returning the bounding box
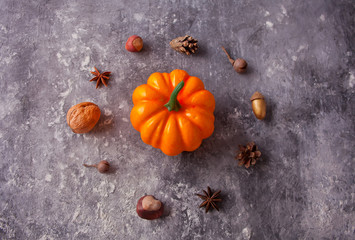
[169,35,198,55]
[236,142,261,168]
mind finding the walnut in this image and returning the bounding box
[66,102,101,133]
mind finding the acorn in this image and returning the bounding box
[250,92,266,120]
[221,46,248,73]
[233,58,248,73]
[136,195,164,220]
[83,160,110,173]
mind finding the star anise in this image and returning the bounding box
[90,67,111,89]
[196,186,222,213]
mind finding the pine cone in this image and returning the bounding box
[169,35,198,55]
[236,142,261,168]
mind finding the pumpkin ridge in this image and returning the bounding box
[177,113,204,151]
[135,99,167,104]
[152,111,170,148]
[178,89,204,106]
[133,84,168,105]
[181,90,215,111]
[139,108,166,131]
[145,84,168,101]
[169,69,190,90]
[147,73,171,98]
[162,72,173,93]
[131,102,166,131]
[147,86,170,99]
[141,110,169,147]
[171,113,185,150]
[160,113,184,155]
[182,108,214,138]
[177,76,205,101]
[179,113,204,139]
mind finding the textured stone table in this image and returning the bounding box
[0,0,354,239]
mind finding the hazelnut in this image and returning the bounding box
[125,35,143,52]
[250,92,266,120]
[67,102,101,133]
[136,195,164,220]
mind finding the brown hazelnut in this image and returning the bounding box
[250,92,266,120]
[136,195,164,220]
[125,35,143,52]
[66,102,101,133]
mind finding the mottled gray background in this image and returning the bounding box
[0,0,354,239]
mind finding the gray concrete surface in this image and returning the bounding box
[0,0,354,239]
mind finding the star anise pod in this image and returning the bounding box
[90,67,111,89]
[236,142,261,168]
[196,186,222,213]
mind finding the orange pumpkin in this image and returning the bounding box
[130,69,215,156]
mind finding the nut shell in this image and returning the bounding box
[136,195,164,220]
[233,58,248,73]
[250,91,264,101]
[97,160,110,173]
[125,35,143,52]
[67,102,101,133]
[250,92,266,120]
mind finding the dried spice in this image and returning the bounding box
[83,160,110,173]
[196,186,222,213]
[221,46,247,73]
[90,67,111,89]
[170,35,198,55]
[236,142,261,168]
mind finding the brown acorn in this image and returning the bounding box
[250,92,266,120]
[221,46,247,73]
[83,160,110,173]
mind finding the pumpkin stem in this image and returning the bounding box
[164,81,185,112]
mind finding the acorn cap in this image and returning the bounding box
[250,91,264,101]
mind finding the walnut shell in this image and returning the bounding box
[66,102,101,133]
